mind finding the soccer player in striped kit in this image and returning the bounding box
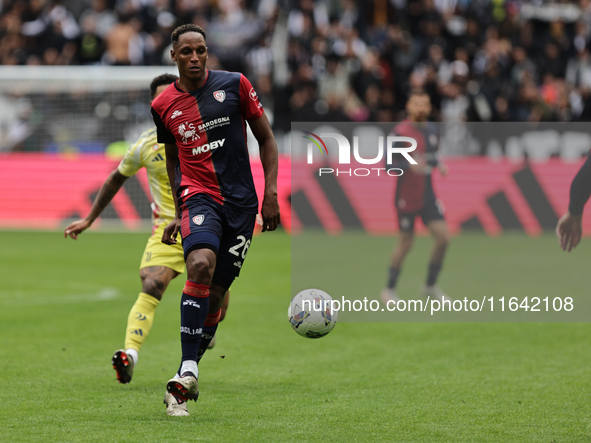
[64,74,231,386]
[381,90,451,305]
[151,24,280,416]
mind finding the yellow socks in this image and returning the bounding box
[124,292,160,354]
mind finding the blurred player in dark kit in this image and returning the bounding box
[381,90,451,304]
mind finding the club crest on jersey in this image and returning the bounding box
[178,122,200,144]
[193,215,205,225]
[213,90,226,102]
[249,87,258,101]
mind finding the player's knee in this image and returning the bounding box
[186,255,214,282]
[140,280,165,301]
[399,237,414,252]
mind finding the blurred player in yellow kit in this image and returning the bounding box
[64,74,229,384]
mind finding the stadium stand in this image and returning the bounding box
[2,1,591,144]
[1,1,591,231]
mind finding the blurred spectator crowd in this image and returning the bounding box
[3,0,591,135]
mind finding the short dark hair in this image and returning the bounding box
[150,74,178,97]
[172,24,206,45]
[408,89,429,100]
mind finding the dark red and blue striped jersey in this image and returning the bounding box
[389,120,440,213]
[150,69,264,214]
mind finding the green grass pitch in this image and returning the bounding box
[0,229,590,442]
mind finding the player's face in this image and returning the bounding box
[406,94,431,122]
[171,32,208,83]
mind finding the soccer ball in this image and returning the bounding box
[288,288,338,338]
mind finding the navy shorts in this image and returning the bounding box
[397,189,445,232]
[180,194,256,289]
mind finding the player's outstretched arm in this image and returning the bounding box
[249,113,280,232]
[64,169,128,239]
[556,153,591,251]
[162,143,181,244]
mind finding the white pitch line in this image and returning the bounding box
[0,287,120,306]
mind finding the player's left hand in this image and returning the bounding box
[556,212,583,252]
[261,195,280,232]
[438,161,448,177]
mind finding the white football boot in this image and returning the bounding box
[380,288,401,306]
[421,284,452,303]
[166,372,199,401]
[163,392,189,417]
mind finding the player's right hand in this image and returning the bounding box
[556,212,583,252]
[64,219,91,240]
[162,218,181,245]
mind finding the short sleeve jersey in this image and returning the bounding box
[117,127,176,224]
[390,120,440,213]
[150,70,264,214]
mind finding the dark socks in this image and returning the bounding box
[180,281,209,363]
[387,267,400,289]
[426,262,442,286]
[196,308,221,363]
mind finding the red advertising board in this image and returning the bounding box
[0,154,292,230]
[290,157,591,235]
[1,154,589,235]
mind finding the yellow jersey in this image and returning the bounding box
[118,127,175,225]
